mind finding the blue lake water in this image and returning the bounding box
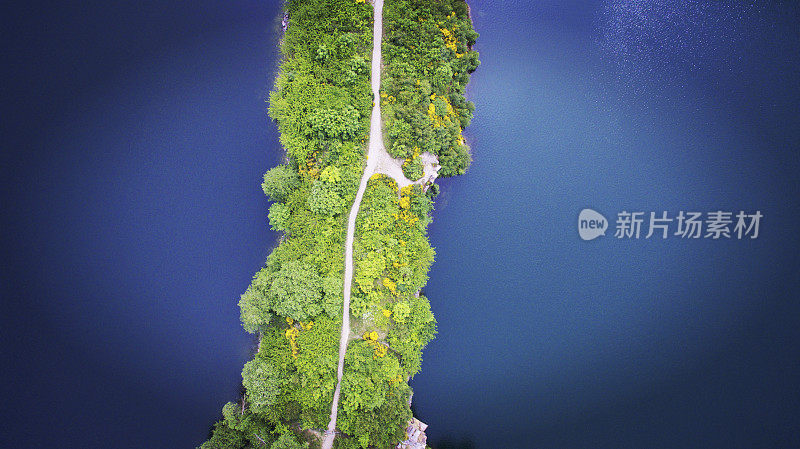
[1,1,798,448]
[2,2,283,447]
[412,1,800,448]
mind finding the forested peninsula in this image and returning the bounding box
[201,1,478,448]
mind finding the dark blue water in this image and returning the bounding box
[2,1,799,448]
[2,2,283,448]
[412,1,800,448]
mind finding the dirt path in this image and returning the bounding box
[320,1,385,447]
[319,1,445,445]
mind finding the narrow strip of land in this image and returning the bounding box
[320,1,385,447]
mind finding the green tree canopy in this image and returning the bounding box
[322,275,344,318]
[239,287,272,334]
[262,165,300,202]
[268,203,291,232]
[269,261,323,321]
[199,422,246,449]
[242,358,283,414]
[307,180,346,216]
[270,431,308,449]
[307,105,362,141]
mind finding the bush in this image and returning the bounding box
[268,203,291,232]
[262,165,300,202]
[401,155,424,181]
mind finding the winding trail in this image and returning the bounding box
[321,1,385,447]
[320,2,441,445]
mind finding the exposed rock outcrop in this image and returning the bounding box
[396,418,428,449]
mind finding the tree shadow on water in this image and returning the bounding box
[430,436,477,449]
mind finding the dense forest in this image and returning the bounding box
[201,1,478,448]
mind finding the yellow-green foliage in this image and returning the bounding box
[203,0,477,448]
[337,341,410,448]
[382,0,479,176]
[204,1,374,445]
[352,176,435,319]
